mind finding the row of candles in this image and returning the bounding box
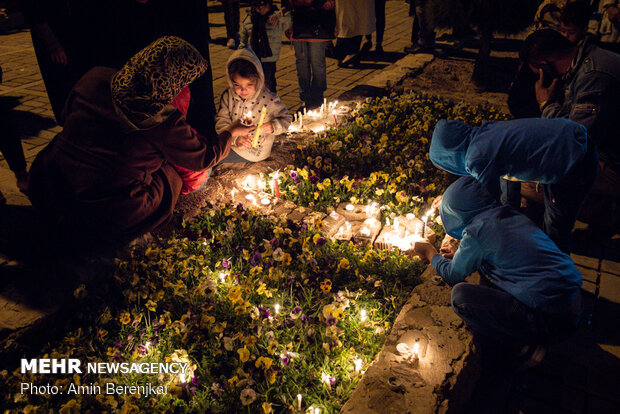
[290,99,342,131]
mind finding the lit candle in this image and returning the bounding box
[345,204,355,211]
[354,358,362,373]
[145,341,152,353]
[314,408,320,414]
[345,221,351,231]
[412,343,420,359]
[304,107,307,115]
[396,342,410,356]
[300,113,303,128]
[394,218,400,233]
[360,227,370,237]
[252,106,268,148]
[385,217,390,226]
[360,309,367,322]
[274,303,280,315]
[297,394,302,411]
[219,272,226,283]
[273,171,281,198]
[261,197,271,206]
[324,98,327,109]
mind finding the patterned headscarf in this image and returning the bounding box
[111,36,207,125]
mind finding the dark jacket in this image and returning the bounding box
[29,67,231,244]
[542,37,620,173]
[284,0,335,40]
[432,177,582,313]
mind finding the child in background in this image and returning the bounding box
[239,0,291,93]
[215,49,291,163]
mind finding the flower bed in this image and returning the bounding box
[2,92,507,413]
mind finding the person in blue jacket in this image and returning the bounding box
[412,176,583,366]
[429,117,598,253]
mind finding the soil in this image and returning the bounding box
[396,43,522,114]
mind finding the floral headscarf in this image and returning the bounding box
[111,36,207,125]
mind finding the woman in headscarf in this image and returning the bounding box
[412,176,582,368]
[28,36,246,248]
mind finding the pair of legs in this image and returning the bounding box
[451,282,581,351]
[365,0,386,51]
[0,97,28,201]
[221,0,240,48]
[293,41,328,109]
[406,0,435,52]
[261,61,277,94]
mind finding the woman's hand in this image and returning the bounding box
[228,121,252,138]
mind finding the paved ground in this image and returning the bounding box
[0,1,619,413]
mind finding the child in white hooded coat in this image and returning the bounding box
[215,48,291,163]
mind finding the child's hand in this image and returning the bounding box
[268,14,279,25]
[439,235,459,259]
[411,241,438,264]
[260,122,274,134]
[234,135,253,149]
[431,195,443,210]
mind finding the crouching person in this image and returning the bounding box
[412,176,583,368]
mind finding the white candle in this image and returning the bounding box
[360,309,367,322]
[261,197,271,206]
[361,227,370,236]
[219,272,226,283]
[304,107,307,115]
[354,358,362,373]
[345,204,355,211]
[412,343,420,359]
[297,394,302,411]
[275,303,280,314]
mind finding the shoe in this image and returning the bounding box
[514,344,546,371]
[227,38,237,49]
[0,189,5,206]
[404,44,434,54]
[361,41,372,54]
[375,44,384,54]
[15,170,29,194]
[338,53,361,68]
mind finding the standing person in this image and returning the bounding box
[598,0,620,53]
[20,0,90,124]
[0,65,28,205]
[429,117,599,253]
[239,0,292,93]
[215,49,292,163]
[412,176,583,368]
[404,0,436,54]
[363,0,386,54]
[283,0,336,110]
[335,0,375,67]
[221,0,242,49]
[27,37,243,248]
[521,29,620,236]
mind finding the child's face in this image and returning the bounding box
[254,4,271,15]
[231,74,257,100]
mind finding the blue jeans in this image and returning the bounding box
[293,41,327,108]
[451,282,580,348]
[218,150,250,164]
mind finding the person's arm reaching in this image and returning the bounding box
[429,233,484,286]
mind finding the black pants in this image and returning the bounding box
[0,99,26,173]
[261,61,277,93]
[366,0,386,46]
[221,0,240,40]
[336,36,362,60]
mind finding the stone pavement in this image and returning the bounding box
[1,1,619,413]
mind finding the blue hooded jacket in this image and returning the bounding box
[432,176,582,312]
[429,118,591,197]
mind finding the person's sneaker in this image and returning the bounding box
[15,170,28,194]
[515,344,546,371]
[227,38,237,49]
[404,44,434,54]
[375,44,384,54]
